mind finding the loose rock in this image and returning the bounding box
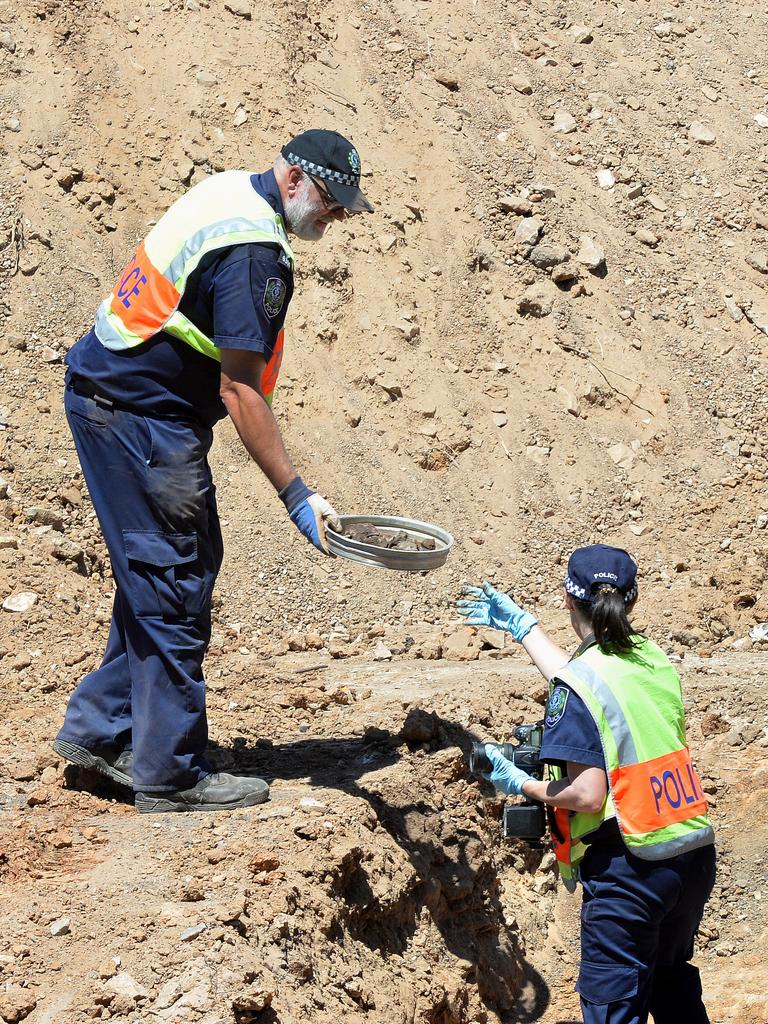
[689,122,716,145]
[576,235,606,270]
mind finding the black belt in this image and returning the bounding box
[67,376,202,426]
[68,376,122,410]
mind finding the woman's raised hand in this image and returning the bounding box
[456,581,538,641]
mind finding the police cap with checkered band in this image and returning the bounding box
[564,544,639,606]
[281,129,373,213]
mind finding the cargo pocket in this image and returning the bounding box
[123,530,203,619]
[577,960,638,1004]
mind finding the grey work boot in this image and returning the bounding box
[53,739,133,788]
[134,773,270,814]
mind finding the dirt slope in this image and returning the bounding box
[1,0,768,1022]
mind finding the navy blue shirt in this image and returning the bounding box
[66,170,293,428]
[540,639,622,845]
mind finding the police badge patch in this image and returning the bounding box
[347,148,361,174]
[545,685,569,727]
[263,277,286,318]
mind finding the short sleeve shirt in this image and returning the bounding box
[65,170,293,427]
[540,642,622,845]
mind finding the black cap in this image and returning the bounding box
[281,129,373,213]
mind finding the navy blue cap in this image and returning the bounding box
[564,545,638,606]
[281,129,373,213]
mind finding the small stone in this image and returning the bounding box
[0,30,16,52]
[646,194,667,212]
[20,153,44,170]
[514,216,543,246]
[3,592,39,613]
[528,240,568,269]
[224,0,251,16]
[154,979,183,1009]
[568,24,593,43]
[576,235,606,270]
[701,85,719,102]
[557,387,580,416]
[608,443,635,469]
[511,74,533,95]
[597,168,615,190]
[754,113,768,129]
[107,972,149,1000]
[378,233,398,252]
[50,916,71,936]
[746,252,768,274]
[41,346,62,363]
[499,194,532,216]
[0,986,36,1024]
[98,959,120,980]
[493,412,508,427]
[468,533,484,545]
[517,283,555,318]
[195,69,218,86]
[627,183,644,200]
[0,536,19,549]
[373,641,392,661]
[553,110,577,134]
[724,297,744,323]
[635,228,659,247]
[689,122,716,145]
[433,69,460,90]
[299,797,327,814]
[179,923,207,942]
[551,263,579,285]
[233,106,248,127]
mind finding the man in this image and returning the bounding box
[53,129,374,813]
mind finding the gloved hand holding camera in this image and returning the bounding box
[483,743,533,796]
[456,581,538,642]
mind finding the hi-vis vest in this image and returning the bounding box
[548,637,714,891]
[94,171,294,407]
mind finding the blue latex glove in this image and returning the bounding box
[483,744,532,796]
[279,476,340,555]
[456,581,538,641]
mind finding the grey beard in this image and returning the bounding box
[284,187,325,241]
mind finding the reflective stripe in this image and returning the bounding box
[565,659,638,764]
[631,823,715,860]
[165,216,288,287]
[163,311,221,362]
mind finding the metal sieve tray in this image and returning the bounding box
[326,515,454,572]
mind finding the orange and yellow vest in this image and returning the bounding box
[94,171,294,406]
[548,637,714,891]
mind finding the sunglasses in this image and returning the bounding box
[308,174,345,213]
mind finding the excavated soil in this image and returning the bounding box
[1,0,768,1021]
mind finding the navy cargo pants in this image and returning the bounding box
[57,382,224,791]
[577,842,717,1024]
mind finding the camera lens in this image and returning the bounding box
[469,741,491,775]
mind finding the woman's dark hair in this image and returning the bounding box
[572,584,640,653]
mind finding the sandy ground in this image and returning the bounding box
[2,0,768,1020]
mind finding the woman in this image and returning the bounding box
[458,544,716,1024]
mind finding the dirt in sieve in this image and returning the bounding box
[340,523,438,552]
